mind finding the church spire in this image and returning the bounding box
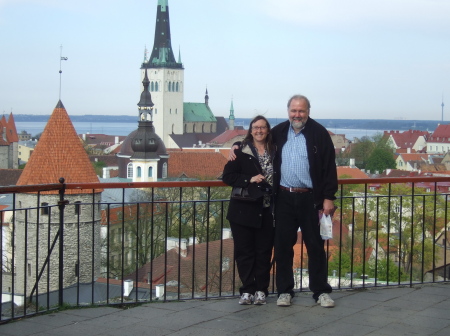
[229,99,235,130]
[205,88,209,106]
[137,69,154,121]
[146,0,181,68]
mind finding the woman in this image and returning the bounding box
[222,115,275,305]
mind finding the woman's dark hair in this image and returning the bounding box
[243,115,274,155]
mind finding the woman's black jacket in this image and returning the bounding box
[222,143,271,228]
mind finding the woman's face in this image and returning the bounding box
[250,119,269,143]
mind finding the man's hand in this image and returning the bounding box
[228,145,239,161]
[322,199,336,216]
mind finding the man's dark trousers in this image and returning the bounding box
[274,189,332,301]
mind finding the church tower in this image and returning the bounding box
[229,99,235,131]
[142,0,184,147]
[131,69,168,182]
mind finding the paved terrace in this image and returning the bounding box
[1,283,449,336]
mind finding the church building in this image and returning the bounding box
[140,0,232,149]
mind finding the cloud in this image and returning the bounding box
[257,0,450,30]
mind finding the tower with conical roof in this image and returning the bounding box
[142,0,184,147]
[13,101,102,295]
[0,112,19,169]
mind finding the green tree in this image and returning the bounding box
[92,161,106,177]
[103,185,232,279]
[365,135,396,173]
[346,136,375,169]
[365,183,441,281]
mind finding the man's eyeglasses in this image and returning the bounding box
[252,126,268,131]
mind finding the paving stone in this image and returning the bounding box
[374,321,436,336]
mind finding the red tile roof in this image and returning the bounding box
[384,130,429,149]
[0,113,19,144]
[126,238,238,293]
[16,101,101,194]
[167,150,227,179]
[429,124,450,143]
[208,129,247,144]
[337,166,369,179]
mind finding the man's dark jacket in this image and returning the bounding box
[271,118,338,210]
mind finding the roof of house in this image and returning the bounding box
[208,129,247,145]
[89,155,119,167]
[337,166,369,179]
[79,134,126,147]
[0,169,23,186]
[384,130,429,148]
[167,150,227,179]
[397,153,429,162]
[429,124,450,143]
[16,101,101,194]
[379,169,418,178]
[126,238,236,293]
[0,113,19,144]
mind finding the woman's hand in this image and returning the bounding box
[228,145,239,161]
[250,174,265,183]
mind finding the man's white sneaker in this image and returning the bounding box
[239,293,253,305]
[277,293,293,306]
[317,293,335,308]
[254,291,267,305]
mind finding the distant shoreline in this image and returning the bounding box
[10,114,446,131]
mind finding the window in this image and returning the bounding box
[41,202,49,215]
[137,166,142,177]
[127,163,133,178]
[148,167,153,177]
[155,82,158,91]
[176,82,179,92]
[162,162,168,179]
[74,201,81,215]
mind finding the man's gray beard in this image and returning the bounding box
[291,120,306,130]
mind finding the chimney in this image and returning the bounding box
[407,148,411,153]
[222,228,232,239]
[115,136,119,144]
[156,284,165,298]
[188,237,199,245]
[349,158,356,168]
[179,239,187,257]
[123,280,133,297]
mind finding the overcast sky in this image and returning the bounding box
[1,0,450,120]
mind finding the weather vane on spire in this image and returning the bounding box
[59,45,68,101]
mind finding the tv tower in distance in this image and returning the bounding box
[442,94,445,122]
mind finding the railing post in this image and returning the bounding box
[58,177,68,306]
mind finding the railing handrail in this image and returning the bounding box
[1,176,449,195]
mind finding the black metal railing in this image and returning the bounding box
[0,177,449,323]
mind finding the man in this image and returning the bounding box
[271,94,337,307]
[229,94,337,307]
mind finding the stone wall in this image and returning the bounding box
[13,192,102,296]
